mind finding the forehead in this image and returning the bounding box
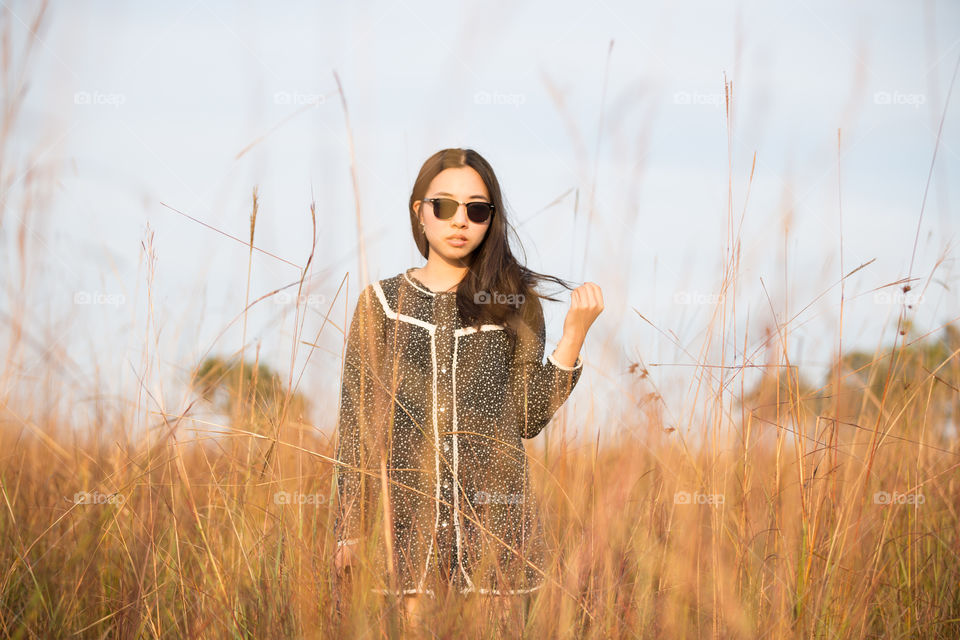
[426,166,489,199]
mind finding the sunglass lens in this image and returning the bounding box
[466,203,492,224]
[433,198,458,219]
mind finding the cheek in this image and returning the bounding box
[424,222,450,247]
[472,226,490,243]
[424,219,442,236]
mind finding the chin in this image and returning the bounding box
[442,249,471,261]
[435,244,475,259]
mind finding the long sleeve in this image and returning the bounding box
[334,283,387,548]
[505,294,584,439]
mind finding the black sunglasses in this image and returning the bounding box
[423,197,495,224]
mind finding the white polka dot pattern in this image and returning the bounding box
[334,267,583,597]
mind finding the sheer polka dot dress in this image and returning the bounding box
[334,267,583,597]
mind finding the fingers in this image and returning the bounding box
[572,282,603,311]
[334,545,355,573]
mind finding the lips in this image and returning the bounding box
[447,234,467,242]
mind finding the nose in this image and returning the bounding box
[450,203,469,227]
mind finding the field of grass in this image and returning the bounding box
[2,313,959,638]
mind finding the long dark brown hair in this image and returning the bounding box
[408,148,576,346]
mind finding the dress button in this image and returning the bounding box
[441,367,447,374]
[442,521,448,527]
[440,407,445,412]
[443,443,450,452]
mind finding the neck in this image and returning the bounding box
[419,253,472,291]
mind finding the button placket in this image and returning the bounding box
[434,293,458,555]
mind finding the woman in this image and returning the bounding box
[332,148,602,628]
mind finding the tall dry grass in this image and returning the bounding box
[2,305,959,637]
[2,4,960,638]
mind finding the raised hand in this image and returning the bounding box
[562,282,603,340]
[551,282,603,368]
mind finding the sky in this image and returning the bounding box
[2,0,959,440]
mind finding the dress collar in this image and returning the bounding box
[403,268,458,297]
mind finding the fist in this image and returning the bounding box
[334,543,356,574]
[562,282,603,339]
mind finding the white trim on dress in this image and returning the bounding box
[547,353,583,371]
[369,583,543,597]
[403,270,437,296]
[372,282,436,333]
[453,323,506,336]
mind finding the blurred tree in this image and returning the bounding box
[191,355,311,434]
[820,321,960,442]
[737,325,822,428]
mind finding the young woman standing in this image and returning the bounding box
[333,148,602,630]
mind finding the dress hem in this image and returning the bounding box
[369,581,544,598]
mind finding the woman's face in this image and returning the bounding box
[413,167,492,262]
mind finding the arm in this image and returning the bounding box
[333,283,385,549]
[550,329,587,369]
[505,295,584,440]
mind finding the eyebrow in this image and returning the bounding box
[431,191,489,200]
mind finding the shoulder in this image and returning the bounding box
[379,272,405,296]
[377,273,406,310]
[518,289,545,327]
[504,290,545,343]
[353,273,403,318]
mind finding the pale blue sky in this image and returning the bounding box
[3,0,959,437]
